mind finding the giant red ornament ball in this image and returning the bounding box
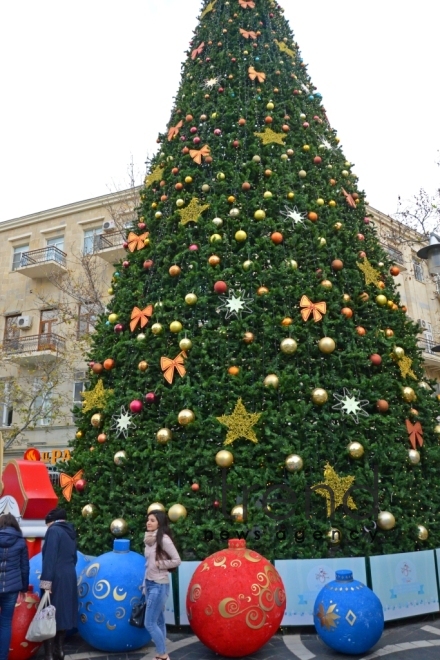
[186,539,286,657]
[10,589,42,660]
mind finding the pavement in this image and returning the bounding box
[33,614,440,660]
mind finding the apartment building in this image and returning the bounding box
[0,195,439,470]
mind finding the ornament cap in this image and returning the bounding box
[113,539,130,553]
[228,538,246,549]
[335,569,353,582]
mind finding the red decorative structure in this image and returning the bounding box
[9,587,41,660]
[186,539,286,658]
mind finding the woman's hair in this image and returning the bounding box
[0,513,22,533]
[148,510,175,560]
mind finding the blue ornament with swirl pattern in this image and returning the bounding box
[77,539,150,652]
[313,569,384,655]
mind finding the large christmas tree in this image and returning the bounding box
[65,0,440,560]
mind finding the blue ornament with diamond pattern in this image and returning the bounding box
[313,569,384,655]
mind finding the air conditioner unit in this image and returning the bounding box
[417,319,428,330]
[102,220,116,232]
[74,370,87,380]
[17,315,33,329]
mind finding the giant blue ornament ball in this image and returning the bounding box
[29,550,93,593]
[77,539,150,652]
[313,570,384,655]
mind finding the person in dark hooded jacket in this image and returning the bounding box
[0,513,29,660]
[39,507,78,660]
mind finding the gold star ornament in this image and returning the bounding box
[357,257,381,287]
[178,198,210,226]
[275,39,295,58]
[254,128,287,146]
[316,602,340,631]
[200,0,217,18]
[217,398,261,446]
[145,165,164,188]
[81,380,113,413]
[396,354,417,380]
[313,463,356,517]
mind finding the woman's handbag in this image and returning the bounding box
[25,590,56,642]
[129,595,146,628]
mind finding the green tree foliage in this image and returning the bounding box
[65,0,440,560]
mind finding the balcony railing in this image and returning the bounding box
[3,333,65,356]
[381,243,404,265]
[94,230,126,263]
[15,246,67,278]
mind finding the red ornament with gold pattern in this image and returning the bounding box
[9,588,42,659]
[186,539,286,657]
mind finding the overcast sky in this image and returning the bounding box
[1,1,439,222]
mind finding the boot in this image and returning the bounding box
[53,630,66,660]
[43,638,55,660]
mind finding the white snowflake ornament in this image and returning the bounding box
[332,389,369,424]
[110,406,137,438]
[217,290,252,320]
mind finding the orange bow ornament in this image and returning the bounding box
[161,351,187,385]
[127,231,149,252]
[239,28,257,39]
[191,42,205,60]
[341,187,357,209]
[130,305,153,332]
[60,470,84,502]
[189,144,211,164]
[239,0,255,7]
[300,295,327,322]
[405,419,424,450]
[248,66,266,83]
[168,120,183,141]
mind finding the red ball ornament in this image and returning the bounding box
[376,399,389,413]
[189,244,199,251]
[390,266,400,276]
[313,156,322,164]
[370,354,382,366]
[191,483,200,492]
[364,217,370,224]
[103,358,115,370]
[114,324,123,333]
[9,589,42,660]
[214,281,228,294]
[331,259,344,271]
[123,241,128,249]
[187,540,286,657]
[357,233,365,241]
[122,260,130,268]
[145,392,158,405]
[233,140,240,148]
[218,87,224,93]
[213,500,220,508]
[75,478,87,492]
[271,232,283,244]
[138,222,146,230]
[92,362,103,374]
[143,259,154,269]
[303,122,310,128]
[129,399,143,414]
[214,128,222,136]
[190,126,198,134]
[193,136,201,145]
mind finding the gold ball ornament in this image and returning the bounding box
[178,409,195,425]
[254,209,266,221]
[286,259,298,269]
[114,450,127,466]
[280,338,298,354]
[408,449,421,465]
[393,346,405,359]
[215,450,234,468]
[334,222,343,230]
[257,286,269,296]
[110,518,128,537]
[326,528,342,544]
[285,454,303,472]
[108,313,118,324]
[157,428,173,444]
[170,321,183,333]
[168,503,187,522]
[185,293,198,305]
[321,279,333,290]
[231,505,244,523]
[91,413,102,428]
[311,388,328,405]
[235,230,247,241]
[376,295,388,307]
[180,337,192,351]
[264,374,279,388]
[419,381,431,391]
[243,332,254,344]
[281,317,293,326]
[138,360,148,371]
[243,260,253,271]
[151,323,163,336]
[82,504,97,519]
[210,233,222,243]
[318,337,336,354]
[434,425,440,436]
[136,333,146,342]
[147,502,166,514]
[377,511,396,530]
[75,431,83,439]
[348,441,364,458]
[176,199,185,208]
[417,525,429,541]
[402,387,416,403]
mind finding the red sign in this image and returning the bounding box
[23,448,41,461]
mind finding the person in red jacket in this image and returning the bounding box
[0,513,29,660]
[143,510,181,660]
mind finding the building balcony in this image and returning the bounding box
[2,333,65,364]
[418,339,440,371]
[15,246,67,278]
[94,231,125,263]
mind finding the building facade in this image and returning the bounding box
[0,196,439,471]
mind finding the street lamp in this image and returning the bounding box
[417,233,440,275]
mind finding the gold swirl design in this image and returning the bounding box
[106,622,117,630]
[86,562,100,578]
[93,580,111,600]
[85,602,93,612]
[190,584,202,603]
[115,607,126,619]
[113,587,127,601]
[213,556,227,568]
[244,550,261,563]
[230,559,242,568]
[78,583,89,598]
[274,587,286,607]
[205,605,213,616]
[201,562,210,572]
[80,614,87,623]
[94,613,105,623]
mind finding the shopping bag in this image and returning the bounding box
[129,595,146,628]
[25,590,56,642]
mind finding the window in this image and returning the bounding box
[77,304,99,338]
[83,228,103,255]
[40,309,58,335]
[4,315,20,341]
[73,380,86,423]
[12,245,29,271]
[46,236,65,263]
[413,259,424,282]
[33,379,52,426]
[0,380,13,428]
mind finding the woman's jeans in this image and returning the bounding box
[0,591,19,660]
[144,579,169,655]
